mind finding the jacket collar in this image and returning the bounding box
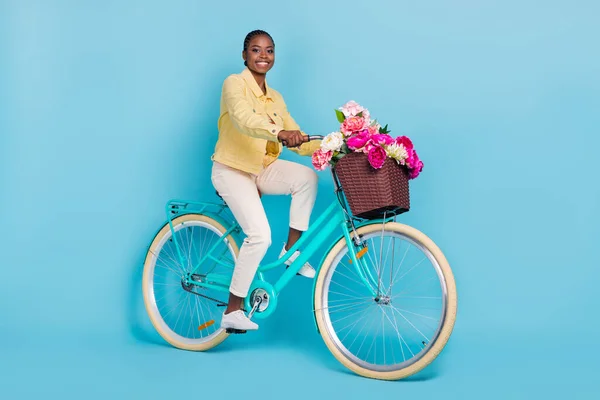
[241,68,273,100]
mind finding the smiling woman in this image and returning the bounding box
[210,30,323,333]
[243,30,275,73]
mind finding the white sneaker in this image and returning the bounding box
[221,310,258,331]
[279,243,316,279]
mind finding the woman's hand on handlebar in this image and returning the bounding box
[277,130,306,147]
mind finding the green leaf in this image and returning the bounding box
[379,124,391,134]
[332,153,344,162]
[340,143,350,154]
[335,109,346,123]
[356,111,363,118]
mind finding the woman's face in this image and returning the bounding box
[243,35,275,75]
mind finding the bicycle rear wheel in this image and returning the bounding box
[314,222,457,380]
[142,213,239,351]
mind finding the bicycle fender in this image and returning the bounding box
[144,211,242,261]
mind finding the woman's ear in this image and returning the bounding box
[242,51,247,66]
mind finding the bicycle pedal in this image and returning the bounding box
[225,328,247,334]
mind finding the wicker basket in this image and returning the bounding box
[334,152,410,219]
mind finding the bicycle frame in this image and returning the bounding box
[162,154,395,308]
[165,195,386,293]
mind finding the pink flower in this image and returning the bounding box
[311,148,332,171]
[347,130,371,151]
[408,147,425,169]
[367,145,387,169]
[341,116,367,136]
[405,149,424,179]
[339,101,369,120]
[395,136,413,152]
[367,125,379,135]
[409,159,424,179]
[370,134,394,146]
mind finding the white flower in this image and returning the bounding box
[385,143,408,164]
[321,131,344,152]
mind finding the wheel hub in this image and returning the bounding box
[374,295,391,305]
[181,273,204,291]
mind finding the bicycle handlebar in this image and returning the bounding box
[280,134,324,148]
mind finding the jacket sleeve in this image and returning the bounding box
[222,75,283,142]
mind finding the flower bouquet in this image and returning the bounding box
[311,100,423,179]
[311,101,422,219]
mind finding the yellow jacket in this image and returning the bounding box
[211,68,321,175]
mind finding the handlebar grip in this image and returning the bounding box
[282,135,324,147]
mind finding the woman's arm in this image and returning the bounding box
[280,105,322,155]
[222,75,282,141]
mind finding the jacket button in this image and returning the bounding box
[274,113,277,116]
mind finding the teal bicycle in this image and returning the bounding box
[142,135,457,380]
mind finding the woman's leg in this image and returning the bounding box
[211,162,271,320]
[257,159,318,276]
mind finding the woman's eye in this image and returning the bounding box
[267,49,274,54]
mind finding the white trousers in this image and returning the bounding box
[211,159,318,297]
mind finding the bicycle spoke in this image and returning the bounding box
[186,227,194,271]
[330,279,370,299]
[393,256,427,286]
[365,307,383,363]
[159,291,187,320]
[386,304,413,359]
[381,308,386,365]
[339,306,373,342]
[154,259,183,277]
[389,244,410,290]
[380,234,394,293]
[392,275,438,298]
[326,296,372,304]
[369,238,382,278]
[393,295,441,300]
[355,310,378,359]
[319,300,372,315]
[172,293,188,334]
[185,294,193,338]
[333,267,370,287]
[395,308,439,321]
[331,302,373,325]
[157,244,185,274]
[390,306,430,343]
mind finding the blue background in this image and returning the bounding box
[2,0,599,398]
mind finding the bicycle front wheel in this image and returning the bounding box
[142,213,239,351]
[314,222,457,380]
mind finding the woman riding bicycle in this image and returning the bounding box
[210,30,322,332]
